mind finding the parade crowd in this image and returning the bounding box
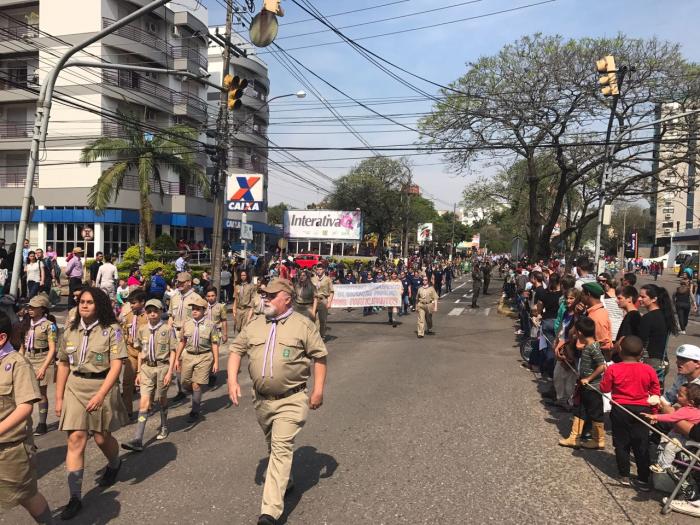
[503,255,700,518]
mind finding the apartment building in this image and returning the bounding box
[206,28,274,252]
[0,0,212,257]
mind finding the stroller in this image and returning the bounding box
[662,440,700,514]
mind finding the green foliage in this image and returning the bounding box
[268,202,291,225]
[139,261,176,282]
[152,234,177,253]
[122,245,154,264]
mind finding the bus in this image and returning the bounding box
[674,250,698,275]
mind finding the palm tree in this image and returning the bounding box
[80,113,208,264]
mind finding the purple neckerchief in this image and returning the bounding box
[206,303,214,321]
[192,319,205,352]
[25,316,47,351]
[261,308,294,379]
[0,340,15,361]
[148,321,164,362]
[177,290,193,320]
[129,311,140,340]
[78,319,100,365]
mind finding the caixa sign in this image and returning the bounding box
[228,201,263,211]
[227,175,265,212]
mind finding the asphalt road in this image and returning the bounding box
[3,272,697,524]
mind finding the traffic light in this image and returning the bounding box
[263,0,284,16]
[596,55,619,97]
[223,74,249,111]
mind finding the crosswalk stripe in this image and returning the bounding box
[448,308,464,316]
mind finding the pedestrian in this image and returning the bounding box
[116,278,129,310]
[552,288,581,408]
[127,266,142,289]
[19,294,56,436]
[34,248,52,295]
[24,251,44,300]
[55,287,128,520]
[89,252,104,286]
[558,317,606,449]
[122,299,176,451]
[400,270,412,316]
[147,267,167,301]
[0,312,53,524]
[639,283,679,386]
[416,275,438,338]
[167,272,201,402]
[233,269,256,334]
[175,251,188,273]
[120,289,148,419]
[220,265,233,303]
[445,264,453,293]
[614,285,642,362]
[65,247,84,307]
[599,336,659,490]
[311,264,334,340]
[205,286,228,344]
[674,277,693,335]
[293,270,318,323]
[388,271,401,327]
[471,262,482,308]
[598,273,624,343]
[227,278,327,525]
[95,254,119,302]
[175,294,219,423]
[432,265,444,297]
[482,261,492,295]
[581,282,613,359]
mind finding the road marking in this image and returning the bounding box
[448,308,464,316]
[485,308,491,316]
[455,299,460,303]
[453,283,466,291]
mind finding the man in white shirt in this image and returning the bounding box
[95,254,119,301]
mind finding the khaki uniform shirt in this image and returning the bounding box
[134,322,178,362]
[417,286,439,305]
[59,323,128,373]
[294,283,316,306]
[168,290,200,329]
[206,302,227,328]
[311,275,334,300]
[230,311,328,396]
[0,348,41,443]
[181,319,220,355]
[235,283,255,310]
[120,309,148,355]
[21,318,56,352]
[64,307,78,331]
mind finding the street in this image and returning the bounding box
[3,273,697,524]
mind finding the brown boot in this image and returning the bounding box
[558,416,584,448]
[581,421,606,449]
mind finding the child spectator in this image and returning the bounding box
[552,288,581,409]
[643,383,700,473]
[599,336,660,490]
[558,317,606,449]
[116,279,129,310]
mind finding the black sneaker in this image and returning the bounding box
[172,391,187,403]
[631,478,652,492]
[33,423,48,436]
[60,496,82,520]
[97,459,122,487]
[257,514,277,525]
[187,411,200,424]
[121,439,144,452]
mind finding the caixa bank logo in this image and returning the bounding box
[227,175,264,211]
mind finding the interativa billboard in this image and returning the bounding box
[283,210,363,240]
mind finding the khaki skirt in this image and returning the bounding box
[26,352,54,387]
[59,374,127,432]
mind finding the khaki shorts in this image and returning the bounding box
[139,362,171,399]
[181,352,213,387]
[0,441,38,510]
[26,352,53,387]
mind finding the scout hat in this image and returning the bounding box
[582,281,604,297]
[145,298,163,310]
[676,344,700,361]
[73,246,84,254]
[177,272,192,282]
[190,294,208,309]
[261,278,294,296]
[28,294,50,309]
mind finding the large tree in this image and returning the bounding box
[81,114,207,263]
[420,33,700,259]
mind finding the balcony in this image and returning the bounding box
[101,17,172,64]
[0,121,31,138]
[1,24,38,40]
[0,169,36,188]
[172,45,207,70]
[121,174,207,199]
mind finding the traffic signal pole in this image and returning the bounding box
[210,4,234,294]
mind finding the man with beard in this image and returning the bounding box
[227,278,327,525]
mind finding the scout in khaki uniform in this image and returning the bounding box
[120,289,148,418]
[19,294,56,436]
[55,287,128,520]
[175,294,220,423]
[205,286,228,386]
[168,272,200,400]
[311,264,334,339]
[416,276,439,338]
[228,278,328,525]
[233,269,256,334]
[122,299,177,452]
[293,270,318,323]
[0,313,53,524]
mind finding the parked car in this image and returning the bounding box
[294,253,324,269]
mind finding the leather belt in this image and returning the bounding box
[186,350,212,356]
[0,439,25,451]
[29,348,49,355]
[143,359,169,367]
[257,383,306,401]
[73,370,108,379]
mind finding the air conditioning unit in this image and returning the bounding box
[146,22,157,34]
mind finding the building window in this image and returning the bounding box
[46,223,95,257]
[103,223,139,257]
[0,223,18,244]
[171,226,196,243]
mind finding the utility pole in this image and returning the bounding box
[210,4,234,294]
[449,203,457,261]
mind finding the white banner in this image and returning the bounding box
[331,282,402,308]
[283,210,362,240]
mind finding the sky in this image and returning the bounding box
[202,0,700,211]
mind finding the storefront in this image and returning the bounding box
[283,209,363,257]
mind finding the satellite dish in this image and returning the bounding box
[249,10,278,47]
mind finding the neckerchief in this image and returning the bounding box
[206,303,215,321]
[25,316,47,351]
[177,290,193,320]
[261,308,294,379]
[129,311,140,340]
[78,319,100,365]
[192,318,206,352]
[148,321,164,362]
[0,340,15,361]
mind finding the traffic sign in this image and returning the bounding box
[81,226,93,241]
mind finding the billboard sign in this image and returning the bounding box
[417,223,433,244]
[227,174,265,212]
[283,210,362,240]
